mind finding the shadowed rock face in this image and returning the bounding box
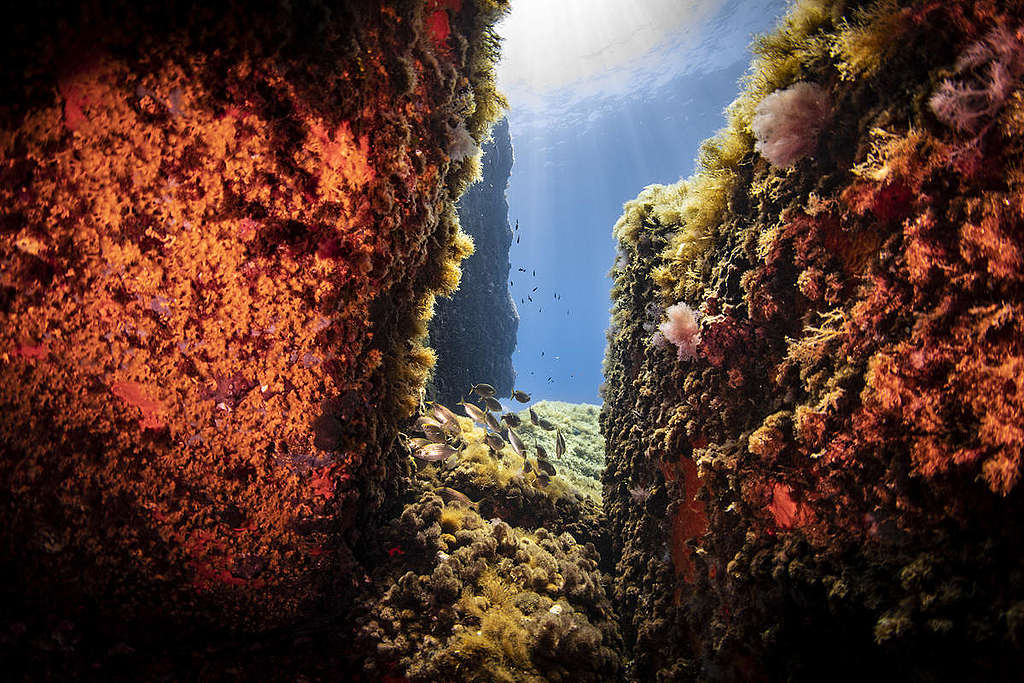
[0,0,507,677]
[429,117,517,405]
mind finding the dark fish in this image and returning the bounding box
[482,396,503,412]
[483,411,502,432]
[437,486,476,507]
[538,418,555,431]
[541,352,544,357]
[510,280,514,287]
[524,458,533,473]
[536,457,556,476]
[516,235,520,244]
[532,287,537,292]
[518,267,526,272]
[511,390,530,403]
[507,428,526,457]
[412,442,458,462]
[515,220,519,231]
[556,430,566,458]
[471,383,497,397]
[484,432,505,451]
[459,401,488,424]
[528,295,532,302]
[501,412,522,427]
[532,270,535,276]
[536,445,548,459]
[529,408,540,426]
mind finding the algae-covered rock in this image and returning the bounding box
[355,403,622,681]
[428,117,518,407]
[0,0,508,677]
[603,0,1024,679]
[513,400,605,503]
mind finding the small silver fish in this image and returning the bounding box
[417,416,442,431]
[459,401,488,424]
[431,402,461,427]
[511,390,531,403]
[470,383,497,398]
[412,442,458,462]
[507,427,525,457]
[482,396,503,413]
[422,424,447,443]
[555,430,566,458]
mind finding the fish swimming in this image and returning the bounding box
[482,396,503,412]
[459,401,488,423]
[483,411,502,432]
[507,428,525,457]
[412,442,458,462]
[511,390,530,403]
[470,383,497,398]
[436,486,477,508]
[501,412,522,427]
[529,408,539,426]
[484,432,505,451]
[556,430,566,458]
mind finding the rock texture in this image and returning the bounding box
[355,406,621,681]
[429,116,517,406]
[0,0,507,677]
[602,0,1024,679]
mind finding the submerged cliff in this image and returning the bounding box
[0,0,507,676]
[603,0,1024,679]
[428,116,517,406]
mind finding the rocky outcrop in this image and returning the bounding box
[0,0,507,677]
[602,0,1024,679]
[428,117,517,405]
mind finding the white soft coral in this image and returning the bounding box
[658,302,701,361]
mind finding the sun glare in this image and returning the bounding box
[495,0,727,100]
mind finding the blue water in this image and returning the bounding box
[500,0,788,405]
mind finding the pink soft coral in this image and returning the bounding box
[752,82,831,169]
[658,302,701,361]
[929,22,1024,134]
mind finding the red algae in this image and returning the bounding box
[603,0,1024,679]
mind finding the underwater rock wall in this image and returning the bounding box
[355,410,621,681]
[428,116,517,406]
[602,0,1024,679]
[0,0,507,675]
